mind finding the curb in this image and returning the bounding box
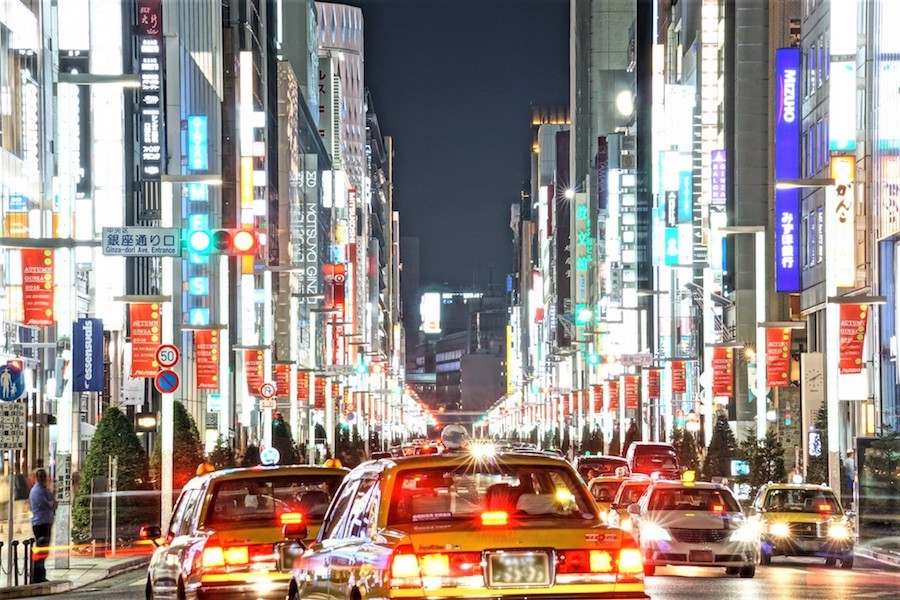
[855,547,900,569]
[0,556,150,599]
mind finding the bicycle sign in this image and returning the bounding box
[156,344,180,368]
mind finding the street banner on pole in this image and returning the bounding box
[607,379,619,412]
[671,361,686,394]
[712,347,734,397]
[839,304,869,374]
[647,370,660,400]
[244,349,265,396]
[195,330,219,390]
[275,364,290,398]
[21,249,54,326]
[130,303,161,377]
[297,371,310,404]
[73,318,104,392]
[766,328,792,387]
[624,376,640,410]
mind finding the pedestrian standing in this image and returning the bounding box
[29,469,56,583]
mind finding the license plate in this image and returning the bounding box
[487,552,550,587]
[278,542,306,572]
[689,550,714,562]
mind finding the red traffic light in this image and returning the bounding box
[197,229,259,255]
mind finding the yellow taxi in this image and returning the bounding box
[289,438,648,599]
[603,475,652,532]
[752,483,855,568]
[588,474,629,516]
[140,464,348,599]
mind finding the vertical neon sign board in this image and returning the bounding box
[187,116,208,171]
[774,48,801,292]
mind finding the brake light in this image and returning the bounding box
[280,512,304,525]
[558,550,614,574]
[590,550,614,573]
[202,546,225,568]
[617,548,644,575]
[481,511,508,526]
[201,545,250,569]
[419,553,450,577]
[390,545,420,584]
[225,546,249,565]
[818,503,833,513]
[712,503,725,513]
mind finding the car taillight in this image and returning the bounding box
[390,546,483,588]
[390,545,420,585]
[818,503,833,514]
[202,546,225,568]
[419,553,450,577]
[617,547,644,580]
[280,512,304,525]
[201,545,251,569]
[557,550,614,574]
[712,503,725,514]
[480,510,508,526]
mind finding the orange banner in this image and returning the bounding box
[712,347,734,397]
[244,349,265,396]
[21,249,54,326]
[195,330,219,390]
[647,369,660,400]
[671,360,686,394]
[607,380,619,412]
[766,328,792,387]
[314,377,326,409]
[592,384,604,413]
[297,371,310,403]
[839,304,869,374]
[130,303,161,378]
[274,364,290,398]
[624,375,639,410]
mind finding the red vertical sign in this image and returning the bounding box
[130,303,161,377]
[296,372,310,404]
[671,361,686,394]
[766,328,793,387]
[274,364,290,398]
[624,375,639,410]
[21,249,54,326]
[607,380,620,412]
[314,377,326,409]
[839,304,869,374]
[194,330,219,390]
[592,384,604,412]
[712,347,734,397]
[244,349,265,396]
[647,369,661,400]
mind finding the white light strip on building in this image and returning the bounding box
[239,51,254,156]
[700,0,719,204]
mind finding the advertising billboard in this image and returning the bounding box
[420,292,442,334]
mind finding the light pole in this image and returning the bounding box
[720,226,767,440]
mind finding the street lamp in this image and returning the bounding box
[720,225,767,441]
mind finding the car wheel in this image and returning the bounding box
[841,557,854,569]
[725,567,739,575]
[739,565,756,578]
[825,557,837,567]
[759,550,771,566]
[643,562,655,576]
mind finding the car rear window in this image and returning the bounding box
[388,464,598,525]
[633,454,678,473]
[590,481,623,502]
[648,488,741,512]
[204,474,346,527]
[577,458,627,479]
[615,482,650,506]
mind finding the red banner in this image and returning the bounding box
[194,330,219,390]
[297,372,310,403]
[331,381,341,403]
[607,380,619,412]
[624,375,639,410]
[130,303,161,377]
[592,384,604,413]
[839,304,869,374]
[647,369,660,400]
[712,347,734,397]
[314,376,326,409]
[275,364,290,398]
[766,328,793,387]
[21,249,54,326]
[671,361,686,394]
[244,349,265,396]
[563,393,572,417]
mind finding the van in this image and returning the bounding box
[626,442,679,479]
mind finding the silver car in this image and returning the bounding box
[628,479,760,577]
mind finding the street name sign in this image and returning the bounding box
[102,227,181,257]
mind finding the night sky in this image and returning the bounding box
[347,0,569,288]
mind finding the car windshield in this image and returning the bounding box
[387,464,597,525]
[591,481,623,502]
[204,474,346,526]
[764,489,842,514]
[615,482,650,506]
[648,487,741,512]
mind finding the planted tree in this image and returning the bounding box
[704,416,738,479]
[739,428,786,496]
[208,436,236,470]
[151,401,205,490]
[73,406,153,542]
[674,427,702,477]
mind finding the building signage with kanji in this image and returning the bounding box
[102,227,181,256]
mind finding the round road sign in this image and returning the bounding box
[155,369,180,394]
[259,381,277,399]
[260,446,280,466]
[156,344,180,368]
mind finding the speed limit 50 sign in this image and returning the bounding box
[156,344,180,368]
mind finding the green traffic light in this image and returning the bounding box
[355,362,368,374]
[587,353,600,365]
[188,230,212,253]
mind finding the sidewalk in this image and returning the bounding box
[0,551,151,599]
[856,538,900,569]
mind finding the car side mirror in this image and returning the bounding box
[283,522,309,544]
[139,525,162,547]
[627,503,641,516]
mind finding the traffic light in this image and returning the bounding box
[586,353,601,366]
[187,228,259,255]
[355,361,369,375]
